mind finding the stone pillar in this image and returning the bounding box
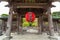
[48,8,54,36]
[5,7,13,40]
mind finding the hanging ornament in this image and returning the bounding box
[25,12,35,22]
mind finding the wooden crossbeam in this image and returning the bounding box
[13,3,48,6]
[0,0,60,2]
[13,3,48,8]
[16,6,47,8]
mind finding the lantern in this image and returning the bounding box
[25,12,35,22]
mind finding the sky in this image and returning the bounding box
[0,1,9,15]
[0,1,60,15]
[51,1,60,13]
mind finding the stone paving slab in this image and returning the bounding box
[0,32,59,40]
[0,35,7,40]
[11,33,50,40]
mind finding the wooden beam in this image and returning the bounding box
[13,3,48,6]
[13,3,49,9]
[1,0,59,3]
[53,0,60,2]
[16,6,47,8]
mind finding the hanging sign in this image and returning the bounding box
[25,12,35,22]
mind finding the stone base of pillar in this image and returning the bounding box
[48,36,60,40]
[0,30,3,36]
[17,26,23,34]
[48,33,60,40]
[37,31,42,34]
[37,28,42,34]
[3,36,12,40]
[0,34,3,36]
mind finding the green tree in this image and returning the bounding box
[1,14,8,19]
[0,14,8,25]
[1,14,8,17]
[52,12,60,19]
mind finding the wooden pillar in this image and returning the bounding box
[54,21,60,35]
[5,7,13,40]
[40,15,44,32]
[0,20,3,36]
[2,20,6,34]
[19,15,23,34]
[17,14,22,34]
[48,8,54,36]
[55,21,60,35]
[54,21,58,31]
[56,21,59,31]
[17,14,20,34]
[38,16,42,34]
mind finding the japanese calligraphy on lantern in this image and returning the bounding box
[25,12,35,22]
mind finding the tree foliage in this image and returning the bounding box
[52,12,60,19]
[1,14,8,17]
[0,14,9,19]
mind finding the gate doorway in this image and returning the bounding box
[22,17,39,34]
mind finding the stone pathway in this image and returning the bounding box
[0,32,59,40]
[11,33,50,40]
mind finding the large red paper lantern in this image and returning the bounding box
[25,12,35,22]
